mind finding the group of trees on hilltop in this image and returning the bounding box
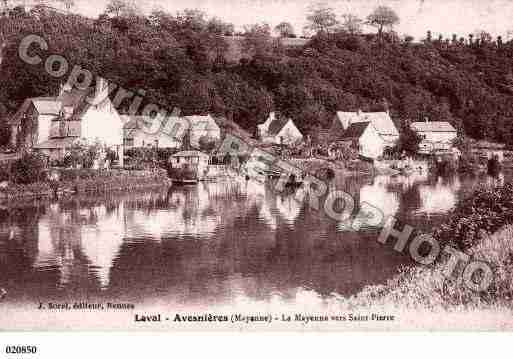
[2,2,513,147]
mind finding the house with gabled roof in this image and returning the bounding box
[121,114,221,150]
[183,114,221,148]
[410,120,457,154]
[9,79,123,161]
[121,115,182,149]
[332,110,399,147]
[338,121,386,160]
[257,112,303,145]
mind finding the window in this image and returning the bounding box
[124,138,134,147]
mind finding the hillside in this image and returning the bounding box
[2,9,513,147]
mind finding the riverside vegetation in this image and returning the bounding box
[344,183,513,311]
[2,3,513,147]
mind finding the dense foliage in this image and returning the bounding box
[2,6,513,145]
[435,183,513,251]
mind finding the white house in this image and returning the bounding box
[339,121,386,160]
[257,112,303,145]
[184,115,221,148]
[332,110,399,147]
[122,115,182,149]
[410,120,457,154]
[9,80,123,162]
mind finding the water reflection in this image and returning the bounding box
[0,172,508,305]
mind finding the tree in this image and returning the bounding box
[340,14,362,35]
[0,102,10,147]
[366,6,400,41]
[104,0,139,18]
[242,23,273,57]
[304,2,339,35]
[59,0,75,11]
[397,124,422,155]
[274,21,295,38]
[198,135,218,153]
[207,17,234,36]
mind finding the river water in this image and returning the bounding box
[0,172,507,308]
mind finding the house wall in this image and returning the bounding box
[417,131,457,153]
[125,130,181,149]
[81,108,123,146]
[37,114,53,145]
[277,121,303,145]
[190,122,221,148]
[359,125,385,159]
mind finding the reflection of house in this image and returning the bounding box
[418,177,460,215]
[122,115,182,149]
[332,110,399,147]
[34,202,125,289]
[9,80,123,161]
[410,120,457,155]
[338,122,386,160]
[358,176,400,222]
[257,112,303,145]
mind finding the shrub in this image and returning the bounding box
[11,153,46,184]
[434,183,513,251]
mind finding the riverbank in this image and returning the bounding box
[0,168,172,202]
[341,181,513,313]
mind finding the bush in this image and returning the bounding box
[167,165,198,181]
[434,183,513,251]
[11,153,46,184]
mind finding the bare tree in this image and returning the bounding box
[304,2,339,36]
[366,5,400,41]
[275,21,295,38]
[104,0,139,17]
[340,13,363,35]
[59,0,75,12]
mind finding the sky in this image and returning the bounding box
[52,0,513,40]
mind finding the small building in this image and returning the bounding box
[122,115,182,149]
[170,150,210,181]
[184,115,222,149]
[410,120,457,155]
[339,121,386,160]
[257,112,303,145]
[332,110,399,147]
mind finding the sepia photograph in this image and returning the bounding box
[0,0,513,336]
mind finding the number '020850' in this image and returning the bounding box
[5,346,37,355]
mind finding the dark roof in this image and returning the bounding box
[267,118,290,136]
[340,121,371,139]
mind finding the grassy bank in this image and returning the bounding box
[0,168,172,201]
[343,184,513,311]
[343,225,513,311]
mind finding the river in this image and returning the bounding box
[0,172,507,309]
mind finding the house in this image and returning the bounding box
[9,80,123,162]
[472,140,506,162]
[410,120,457,155]
[184,115,221,148]
[257,112,303,145]
[332,110,399,147]
[170,150,210,181]
[122,115,182,149]
[338,121,386,160]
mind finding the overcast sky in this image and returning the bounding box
[69,0,513,40]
